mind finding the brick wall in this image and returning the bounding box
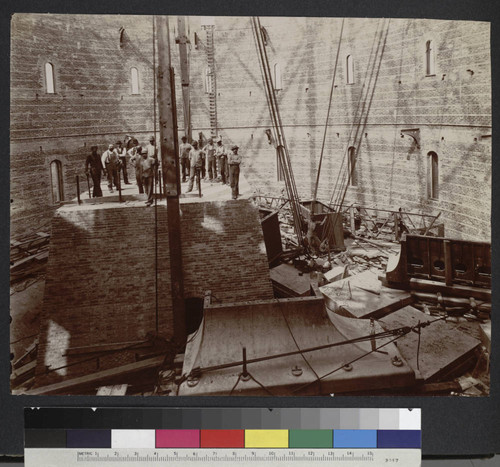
[10,13,157,237]
[35,199,274,386]
[11,15,491,241]
[175,17,491,241]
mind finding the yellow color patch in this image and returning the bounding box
[245,430,289,448]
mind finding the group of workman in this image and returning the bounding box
[85,135,242,206]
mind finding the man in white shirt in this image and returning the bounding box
[101,144,120,193]
[115,140,131,185]
[215,137,227,184]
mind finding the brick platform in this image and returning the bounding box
[35,198,274,387]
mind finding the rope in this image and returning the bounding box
[251,17,304,246]
[312,18,345,207]
[277,302,322,386]
[323,19,391,244]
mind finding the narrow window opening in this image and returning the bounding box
[427,151,439,199]
[131,67,140,94]
[346,55,354,84]
[273,63,282,91]
[425,40,435,76]
[348,146,357,186]
[45,62,55,94]
[50,160,64,203]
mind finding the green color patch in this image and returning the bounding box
[289,430,333,448]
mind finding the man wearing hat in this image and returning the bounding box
[85,145,103,198]
[215,136,227,184]
[203,137,217,181]
[186,140,205,193]
[101,143,120,193]
[115,140,131,185]
[228,144,242,200]
[179,136,193,182]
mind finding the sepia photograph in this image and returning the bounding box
[9,14,491,396]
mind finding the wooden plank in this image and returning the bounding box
[270,263,311,297]
[27,355,164,395]
[96,384,128,396]
[378,306,481,382]
[409,278,491,301]
[64,340,150,357]
[10,360,37,387]
[12,339,38,370]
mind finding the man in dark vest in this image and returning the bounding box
[229,144,242,200]
[85,145,103,197]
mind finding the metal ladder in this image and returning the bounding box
[205,25,217,139]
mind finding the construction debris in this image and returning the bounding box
[10,231,50,283]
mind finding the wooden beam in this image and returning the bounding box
[156,16,186,345]
[27,356,164,396]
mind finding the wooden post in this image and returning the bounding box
[156,16,186,345]
[394,211,399,241]
[444,239,453,286]
[76,175,81,204]
[349,206,356,234]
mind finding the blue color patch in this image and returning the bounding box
[377,430,421,448]
[66,429,111,448]
[333,430,377,448]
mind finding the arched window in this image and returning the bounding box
[348,146,357,186]
[50,160,64,203]
[425,40,435,76]
[131,67,140,94]
[45,62,55,94]
[346,55,354,84]
[273,63,282,91]
[427,151,439,199]
[204,67,214,94]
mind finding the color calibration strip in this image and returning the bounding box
[25,408,421,466]
[26,428,420,449]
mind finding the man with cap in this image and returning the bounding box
[215,136,227,184]
[116,140,131,185]
[85,145,103,198]
[186,140,205,193]
[179,136,193,182]
[203,137,217,181]
[228,144,242,200]
[101,144,120,193]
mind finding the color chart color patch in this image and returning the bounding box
[25,408,421,466]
